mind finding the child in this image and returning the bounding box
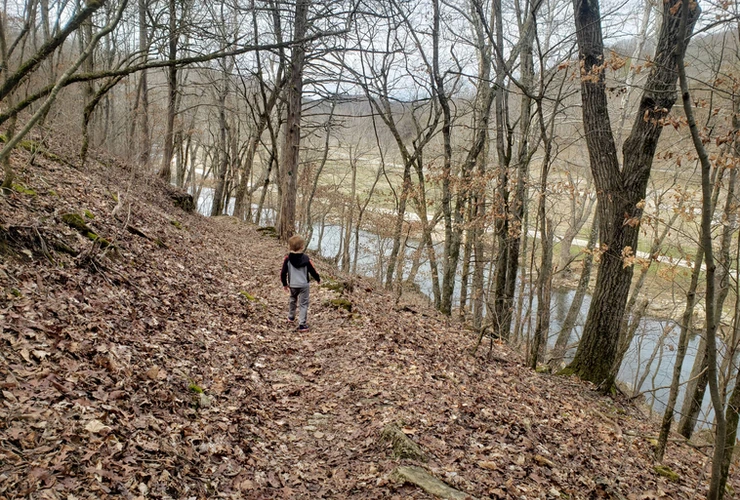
[280,235,321,331]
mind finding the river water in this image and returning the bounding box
[196,189,716,426]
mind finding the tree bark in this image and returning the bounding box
[672,0,725,494]
[137,0,150,166]
[158,0,178,182]
[549,211,598,369]
[565,0,697,391]
[277,0,309,240]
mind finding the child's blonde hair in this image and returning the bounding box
[288,235,305,253]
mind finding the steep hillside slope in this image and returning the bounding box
[0,143,736,499]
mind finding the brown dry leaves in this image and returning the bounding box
[0,144,737,499]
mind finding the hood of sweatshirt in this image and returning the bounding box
[288,252,310,268]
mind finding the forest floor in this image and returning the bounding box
[0,139,738,499]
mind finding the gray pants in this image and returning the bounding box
[288,286,310,325]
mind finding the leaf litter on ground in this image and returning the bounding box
[0,141,737,499]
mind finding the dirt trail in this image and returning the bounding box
[0,144,735,499]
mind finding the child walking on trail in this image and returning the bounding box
[281,235,321,331]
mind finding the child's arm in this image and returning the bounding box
[307,259,321,283]
[280,256,289,287]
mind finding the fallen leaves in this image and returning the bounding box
[84,419,111,434]
[0,145,737,499]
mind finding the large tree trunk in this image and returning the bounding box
[469,0,494,330]
[490,0,513,339]
[548,211,598,370]
[433,0,459,316]
[565,0,698,390]
[211,59,232,217]
[137,0,150,167]
[158,0,178,182]
[277,0,309,240]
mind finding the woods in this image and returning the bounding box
[2,0,740,496]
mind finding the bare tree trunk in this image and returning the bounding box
[137,0,150,166]
[412,157,442,308]
[530,214,553,368]
[353,166,382,274]
[233,0,284,221]
[678,109,738,441]
[529,92,555,368]
[718,360,740,496]
[305,88,341,246]
[655,242,702,462]
[673,0,726,493]
[459,202,475,320]
[549,211,598,369]
[255,133,277,226]
[341,148,357,271]
[277,0,309,240]
[158,0,178,181]
[490,0,513,339]
[565,0,697,390]
[614,206,682,376]
[557,175,595,273]
[386,165,412,288]
[211,67,232,216]
[81,75,124,166]
[469,0,494,330]
[615,0,653,149]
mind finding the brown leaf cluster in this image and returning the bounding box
[1,145,737,499]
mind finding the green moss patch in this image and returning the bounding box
[256,226,278,238]
[62,213,112,249]
[19,140,40,153]
[654,465,679,482]
[12,183,36,196]
[556,366,576,377]
[322,280,345,293]
[170,220,184,230]
[239,290,258,301]
[62,213,91,233]
[328,298,352,312]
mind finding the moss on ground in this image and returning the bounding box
[328,298,352,312]
[61,213,112,249]
[12,183,37,196]
[654,465,679,482]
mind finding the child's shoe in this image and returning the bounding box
[297,324,309,332]
[287,316,295,323]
